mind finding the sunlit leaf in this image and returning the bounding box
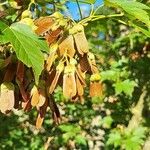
[114,79,138,97]
[105,0,150,27]
[0,21,49,83]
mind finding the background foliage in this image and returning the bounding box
[0,0,150,149]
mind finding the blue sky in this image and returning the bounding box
[66,0,103,20]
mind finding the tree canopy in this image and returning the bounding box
[0,0,150,149]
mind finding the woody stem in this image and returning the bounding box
[79,13,124,25]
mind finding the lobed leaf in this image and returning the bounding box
[105,0,150,27]
[0,21,49,83]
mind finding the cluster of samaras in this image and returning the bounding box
[0,12,102,128]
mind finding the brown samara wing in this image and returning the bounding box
[0,82,15,114]
[79,54,90,72]
[58,35,75,57]
[74,29,89,55]
[75,74,84,97]
[63,73,77,98]
[16,61,24,83]
[3,63,16,82]
[34,17,54,35]
[45,28,62,45]
[30,86,40,107]
[90,82,103,97]
[49,95,61,124]
[17,79,29,102]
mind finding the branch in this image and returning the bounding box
[127,87,147,131]
[76,0,83,19]
[79,13,124,25]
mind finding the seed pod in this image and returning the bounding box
[31,86,39,107]
[45,28,62,45]
[90,82,103,97]
[58,35,75,57]
[46,51,57,72]
[22,100,32,112]
[76,65,86,86]
[36,113,44,129]
[49,95,61,124]
[3,63,16,82]
[49,62,64,94]
[34,17,54,35]
[0,82,15,113]
[37,88,46,107]
[79,54,90,72]
[36,100,48,129]
[76,74,84,96]
[87,52,99,73]
[17,79,29,102]
[74,25,89,55]
[63,65,76,98]
[16,61,24,83]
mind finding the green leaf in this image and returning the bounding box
[100,70,120,82]
[114,79,138,96]
[0,21,10,44]
[132,127,146,139]
[107,131,122,148]
[131,22,150,37]
[0,21,49,83]
[101,116,113,129]
[62,132,74,143]
[105,0,150,27]
[58,124,81,133]
[123,127,146,150]
[75,135,87,145]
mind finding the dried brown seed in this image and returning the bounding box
[22,100,32,112]
[63,72,76,98]
[49,72,61,94]
[3,63,16,82]
[90,82,103,97]
[36,113,44,129]
[79,54,90,72]
[45,28,62,45]
[17,80,29,102]
[34,17,54,35]
[16,61,24,83]
[49,62,64,94]
[31,86,40,107]
[58,35,75,57]
[76,74,84,96]
[0,82,15,113]
[37,89,46,107]
[46,52,57,72]
[74,29,89,55]
[76,65,86,86]
[36,99,48,129]
[49,95,61,124]
[87,52,99,73]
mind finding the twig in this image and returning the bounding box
[127,87,147,131]
[79,13,124,25]
[44,137,54,150]
[76,0,83,19]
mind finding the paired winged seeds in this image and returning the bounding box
[0,12,103,128]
